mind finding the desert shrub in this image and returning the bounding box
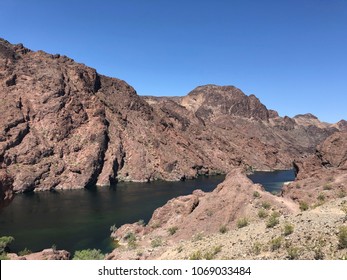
[338,226,347,249]
[287,246,300,260]
[192,233,203,241]
[283,223,294,236]
[151,237,163,248]
[212,245,222,255]
[168,226,178,235]
[73,249,105,260]
[176,245,183,253]
[189,250,202,260]
[0,236,14,254]
[252,242,262,255]
[261,201,271,210]
[299,201,309,211]
[0,253,9,260]
[124,232,137,249]
[237,218,249,228]
[219,225,228,234]
[323,184,332,190]
[270,237,282,251]
[253,191,260,198]
[109,224,117,233]
[137,219,145,226]
[266,212,280,228]
[18,248,32,256]
[317,193,325,202]
[258,209,268,219]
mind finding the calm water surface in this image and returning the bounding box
[0,176,224,254]
[0,170,295,254]
[248,169,295,193]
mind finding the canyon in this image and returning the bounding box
[1,38,347,260]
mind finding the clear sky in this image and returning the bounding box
[1,0,346,123]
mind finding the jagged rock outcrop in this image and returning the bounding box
[0,169,13,208]
[0,38,343,194]
[283,132,347,204]
[8,248,70,260]
[107,168,299,259]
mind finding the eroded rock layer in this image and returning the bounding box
[0,38,344,194]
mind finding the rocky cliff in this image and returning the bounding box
[0,38,343,196]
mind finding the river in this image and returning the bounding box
[0,169,295,254]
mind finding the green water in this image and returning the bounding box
[0,169,295,255]
[0,175,225,254]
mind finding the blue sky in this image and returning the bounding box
[1,0,346,123]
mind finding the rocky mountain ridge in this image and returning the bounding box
[0,38,344,198]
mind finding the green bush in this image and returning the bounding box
[0,253,9,260]
[338,226,347,249]
[283,223,294,236]
[18,248,32,256]
[189,250,202,260]
[168,226,178,235]
[317,193,325,202]
[266,212,280,228]
[270,237,282,251]
[219,225,228,234]
[73,249,105,260]
[0,236,14,254]
[109,224,117,233]
[287,246,300,260]
[299,201,309,211]
[253,191,260,198]
[237,218,249,228]
[258,209,268,219]
[151,237,163,248]
[252,242,262,255]
[261,201,271,210]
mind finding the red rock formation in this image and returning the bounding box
[8,248,70,260]
[0,169,13,209]
[0,38,343,193]
[283,132,347,204]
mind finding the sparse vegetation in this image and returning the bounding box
[18,248,32,256]
[258,209,268,219]
[109,224,117,233]
[338,226,347,249]
[253,191,260,198]
[0,236,14,256]
[203,245,223,260]
[124,232,137,249]
[237,218,249,228]
[252,242,262,255]
[192,233,203,241]
[219,225,228,234]
[283,223,294,236]
[323,184,332,190]
[287,246,300,260]
[299,201,309,211]
[266,212,280,228]
[261,201,271,210]
[151,236,163,248]
[168,226,178,235]
[270,237,282,251]
[317,193,325,202]
[137,219,145,226]
[73,249,105,260]
[189,250,202,260]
